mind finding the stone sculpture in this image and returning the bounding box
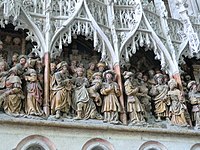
[101,70,121,124]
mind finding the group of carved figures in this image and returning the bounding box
[50,60,121,124]
[0,52,200,128]
[0,53,122,124]
[123,69,200,128]
[0,52,44,117]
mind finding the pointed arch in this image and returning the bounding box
[119,0,143,55]
[142,12,179,75]
[50,0,116,66]
[119,13,176,74]
[49,0,84,51]
[0,3,45,57]
[120,11,180,75]
[18,7,46,57]
[83,0,115,64]
[177,39,189,61]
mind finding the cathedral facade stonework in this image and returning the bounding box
[0,0,199,149]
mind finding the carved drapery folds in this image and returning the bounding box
[0,0,200,129]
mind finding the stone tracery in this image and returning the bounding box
[0,0,199,131]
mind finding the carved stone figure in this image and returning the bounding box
[87,72,102,107]
[97,62,106,73]
[69,60,77,77]
[72,67,102,120]
[163,74,169,85]
[149,73,170,121]
[50,62,57,76]
[0,61,8,89]
[86,62,96,82]
[139,74,152,120]
[25,68,43,116]
[69,49,82,63]
[147,69,156,88]
[10,53,19,68]
[188,81,200,129]
[2,71,24,117]
[101,70,121,124]
[50,62,57,90]
[123,71,146,125]
[15,55,28,78]
[35,60,44,87]
[4,35,12,44]
[50,61,72,119]
[168,79,188,126]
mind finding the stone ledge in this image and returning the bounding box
[0,113,200,137]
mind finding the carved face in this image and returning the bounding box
[143,75,148,82]
[5,35,12,43]
[94,75,101,80]
[156,77,163,85]
[164,78,169,84]
[12,54,18,62]
[191,84,197,91]
[137,72,143,80]
[20,58,26,65]
[89,63,95,70]
[148,70,155,78]
[71,60,77,66]
[106,73,113,81]
[79,63,84,68]
[50,63,56,72]
[77,68,83,77]
[62,66,68,73]
[169,82,176,90]
[98,66,105,72]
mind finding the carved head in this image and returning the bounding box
[5,35,12,44]
[57,61,68,73]
[50,63,56,73]
[13,37,21,45]
[168,79,177,90]
[187,81,197,91]
[123,71,134,80]
[89,62,96,70]
[18,55,27,66]
[71,60,77,66]
[143,74,148,82]
[154,73,164,85]
[103,70,115,81]
[28,69,37,76]
[148,69,155,78]
[136,72,143,80]
[76,67,84,77]
[12,53,19,62]
[92,72,102,80]
[97,62,106,72]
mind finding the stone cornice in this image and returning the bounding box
[0,114,200,137]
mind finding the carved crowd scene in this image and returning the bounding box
[0,31,200,129]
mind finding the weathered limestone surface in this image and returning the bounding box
[0,113,199,150]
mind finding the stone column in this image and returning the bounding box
[114,64,127,125]
[172,73,183,91]
[43,52,50,116]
